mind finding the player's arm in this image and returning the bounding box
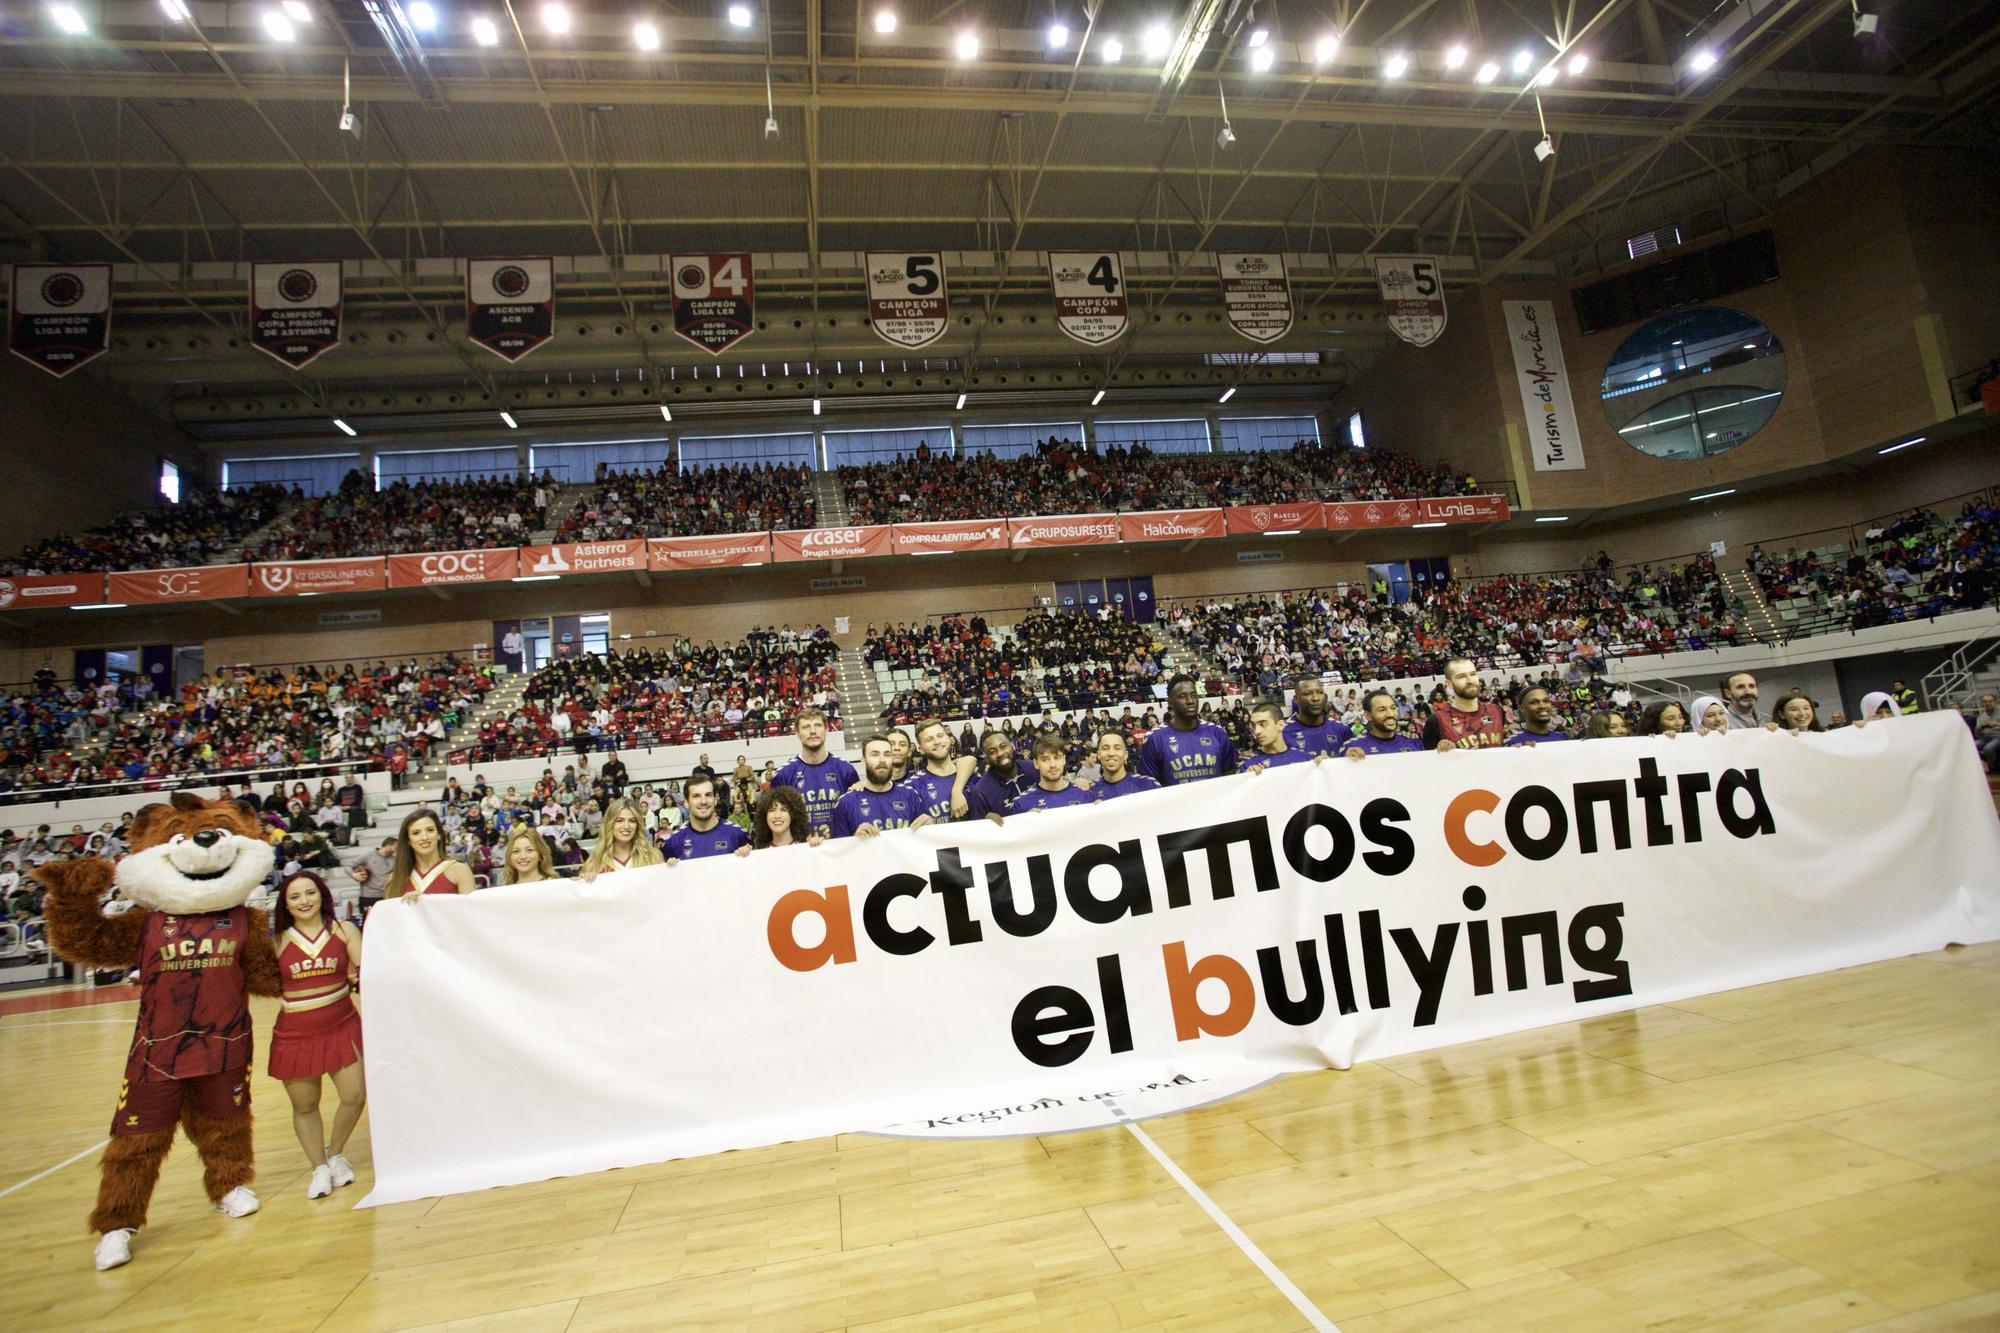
[1422,715,1452,752]
[949,756,975,817]
[445,860,477,894]
[241,907,284,997]
[337,919,362,983]
[32,858,141,969]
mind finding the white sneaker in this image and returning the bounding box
[326,1153,355,1188]
[215,1186,260,1218]
[93,1228,136,1271]
[306,1165,333,1200]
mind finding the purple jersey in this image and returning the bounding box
[1283,716,1354,758]
[1505,729,1572,745]
[773,753,860,835]
[663,820,750,860]
[1136,721,1239,786]
[1241,746,1316,773]
[900,767,961,823]
[829,786,925,838]
[1009,783,1098,815]
[1342,732,1425,756]
[1093,772,1161,802]
[964,767,1035,821]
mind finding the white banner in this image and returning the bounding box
[359,715,2000,1206]
[1047,251,1129,345]
[1216,252,1294,344]
[865,251,950,349]
[466,257,554,362]
[1504,298,1587,471]
[1372,254,1447,347]
[249,260,342,368]
[9,263,112,377]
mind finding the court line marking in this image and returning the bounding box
[1104,1097,1338,1333]
[0,1138,109,1201]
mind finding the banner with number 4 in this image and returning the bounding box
[671,254,756,355]
[1047,251,1129,345]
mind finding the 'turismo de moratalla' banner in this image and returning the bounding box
[9,263,112,378]
[466,257,555,362]
[357,715,2000,1206]
[670,253,756,355]
[249,261,343,368]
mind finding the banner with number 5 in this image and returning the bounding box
[671,253,756,355]
[1047,251,1129,345]
[865,252,950,349]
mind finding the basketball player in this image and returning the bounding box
[1242,700,1320,773]
[1422,657,1507,751]
[1136,674,1239,785]
[963,728,1037,822]
[1283,676,1353,758]
[268,872,365,1201]
[581,798,661,879]
[662,774,750,860]
[903,718,975,822]
[1506,686,1571,745]
[773,707,859,836]
[387,809,474,898]
[829,736,932,838]
[885,728,915,782]
[1009,736,1098,814]
[1091,730,1161,801]
[1343,690,1425,757]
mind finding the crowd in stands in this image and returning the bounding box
[1750,501,2000,632]
[556,461,815,542]
[450,628,840,766]
[246,471,558,561]
[867,608,1171,719]
[842,437,1481,525]
[1171,556,1744,689]
[0,656,493,801]
[3,483,293,576]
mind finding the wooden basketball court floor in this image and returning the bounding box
[2,943,1996,1332]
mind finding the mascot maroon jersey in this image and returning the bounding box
[1424,700,1508,749]
[127,909,254,1083]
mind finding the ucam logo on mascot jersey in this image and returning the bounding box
[772,526,892,562]
[386,548,521,588]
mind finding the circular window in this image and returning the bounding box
[1601,306,1786,460]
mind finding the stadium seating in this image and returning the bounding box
[246,471,559,561]
[866,609,1171,718]
[2,483,293,575]
[1751,502,2000,637]
[556,462,816,541]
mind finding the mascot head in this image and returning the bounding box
[115,792,274,914]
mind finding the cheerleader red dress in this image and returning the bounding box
[268,924,363,1080]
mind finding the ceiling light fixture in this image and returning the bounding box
[659,404,672,422]
[954,29,979,59]
[1090,388,1106,405]
[1143,23,1169,58]
[159,0,190,20]
[282,0,313,21]
[262,10,297,41]
[1444,44,1467,69]
[405,1,437,31]
[333,418,357,436]
[1536,62,1559,85]
[955,392,968,410]
[1688,47,1718,73]
[727,3,752,29]
[500,411,518,428]
[633,20,660,49]
[873,9,895,35]
[71,603,129,611]
[1101,35,1122,62]
[471,13,498,44]
[1250,44,1274,71]
[1219,386,1237,402]
[1047,22,1068,49]
[1568,52,1589,74]
[812,398,822,415]
[1246,26,1267,47]
[512,574,561,583]
[1879,436,1925,454]
[1474,59,1499,83]
[1313,32,1338,63]
[1688,487,1736,502]
[1383,52,1409,78]
[1534,515,1570,523]
[541,2,569,33]
[1511,48,1533,75]
[1411,521,1448,529]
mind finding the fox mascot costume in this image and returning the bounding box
[34,792,281,1270]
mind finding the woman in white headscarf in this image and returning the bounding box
[1852,691,1900,726]
[1687,695,1729,736]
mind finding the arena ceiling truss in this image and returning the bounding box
[0,0,1994,432]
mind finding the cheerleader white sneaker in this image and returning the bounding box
[93,1228,136,1271]
[306,1165,334,1200]
[326,1152,355,1188]
[216,1186,260,1217]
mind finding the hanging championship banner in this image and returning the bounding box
[9,263,112,378]
[249,261,343,368]
[864,252,950,349]
[1215,253,1293,344]
[1372,254,1447,347]
[466,257,555,362]
[671,254,755,355]
[1047,251,1129,345]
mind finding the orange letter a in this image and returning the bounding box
[767,885,857,972]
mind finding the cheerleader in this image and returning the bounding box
[270,872,366,1200]
[386,808,475,899]
[499,826,557,885]
[579,797,661,880]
